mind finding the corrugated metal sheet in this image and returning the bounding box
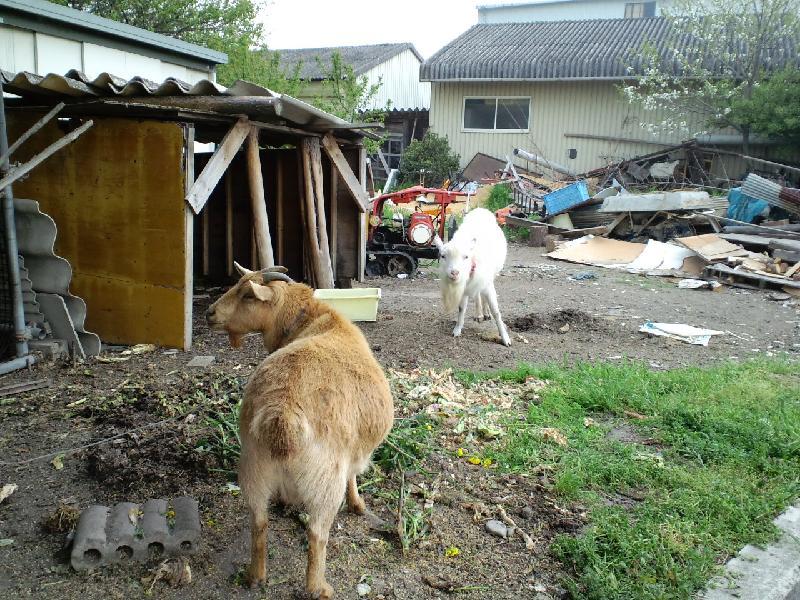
[0,69,360,131]
[275,43,423,80]
[429,80,686,173]
[361,49,430,111]
[421,17,799,81]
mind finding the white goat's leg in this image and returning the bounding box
[480,290,492,320]
[485,284,511,347]
[453,295,469,337]
[473,294,485,322]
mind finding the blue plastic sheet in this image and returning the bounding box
[727,187,769,223]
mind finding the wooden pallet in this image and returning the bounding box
[704,263,800,290]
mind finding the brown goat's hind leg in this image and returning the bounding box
[247,504,269,588]
[306,509,336,599]
[346,474,366,515]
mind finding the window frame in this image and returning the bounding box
[462,96,531,133]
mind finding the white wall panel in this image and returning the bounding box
[0,26,36,73]
[35,33,82,74]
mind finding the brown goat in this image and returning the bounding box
[206,263,393,598]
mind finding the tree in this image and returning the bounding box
[49,0,302,90]
[731,68,800,142]
[397,133,460,188]
[621,0,800,151]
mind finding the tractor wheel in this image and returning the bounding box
[365,256,385,277]
[385,254,415,278]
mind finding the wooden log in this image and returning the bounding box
[769,239,800,252]
[301,138,332,288]
[308,137,335,287]
[772,249,800,263]
[185,118,249,213]
[321,132,369,212]
[246,127,274,268]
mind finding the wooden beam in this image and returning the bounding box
[0,119,93,192]
[249,119,321,138]
[330,160,338,277]
[308,138,334,287]
[183,124,195,351]
[300,137,333,288]
[0,102,65,165]
[276,157,285,265]
[225,171,233,276]
[185,117,249,214]
[246,127,275,268]
[321,132,369,213]
[358,144,367,283]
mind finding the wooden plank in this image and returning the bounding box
[772,249,800,263]
[185,117,249,214]
[276,158,285,266]
[0,102,65,165]
[246,127,274,268]
[300,138,325,287]
[321,132,368,212]
[183,124,195,351]
[0,119,93,192]
[329,160,338,276]
[201,205,210,276]
[9,114,188,348]
[358,144,367,283]
[675,234,750,261]
[0,378,51,397]
[705,264,800,289]
[225,171,233,276]
[786,262,800,278]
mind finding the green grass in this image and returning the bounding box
[457,359,800,600]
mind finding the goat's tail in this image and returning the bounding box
[247,405,302,459]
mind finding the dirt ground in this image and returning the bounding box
[0,243,797,599]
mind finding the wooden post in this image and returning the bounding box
[300,137,334,288]
[225,171,233,276]
[308,138,335,288]
[276,156,284,266]
[182,124,195,351]
[201,206,210,276]
[329,161,338,277]
[246,127,274,268]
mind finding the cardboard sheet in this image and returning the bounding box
[674,234,749,261]
[546,235,645,266]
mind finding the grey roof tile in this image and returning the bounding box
[273,43,422,80]
[421,17,798,81]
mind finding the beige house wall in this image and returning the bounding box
[429,80,690,174]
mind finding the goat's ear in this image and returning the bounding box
[234,261,254,277]
[433,235,445,255]
[245,280,273,302]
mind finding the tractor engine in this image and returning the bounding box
[406,213,435,247]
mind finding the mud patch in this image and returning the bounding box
[508,309,607,334]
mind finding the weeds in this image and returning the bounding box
[373,414,435,473]
[457,358,800,600]
[483,183,513,212]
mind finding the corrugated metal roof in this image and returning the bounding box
[0,0,227,65]
[0,69,360,132]
[421,17,799,81]
[274,43,423,80]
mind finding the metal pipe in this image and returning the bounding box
[0,354,35,376]
[0,80,30,360]
[513,147,572,176]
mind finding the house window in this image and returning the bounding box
[624,1,656,18]
[463,97,530,132]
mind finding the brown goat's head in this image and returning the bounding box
[206,262,292,348]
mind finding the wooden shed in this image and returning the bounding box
[1,70,372,352]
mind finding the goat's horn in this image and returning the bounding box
[261,272,293,283]
[234,261,254,276]
[260,265,289,274]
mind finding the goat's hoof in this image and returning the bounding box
[348,497,366,515]
[501,338,512,347]
[309,581,334,599]
[247,573,266,589]
[452,328,462,338]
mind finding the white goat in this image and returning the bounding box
[434,207,511,346]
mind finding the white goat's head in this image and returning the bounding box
[435,235,476,285]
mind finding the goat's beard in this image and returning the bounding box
[441,276,467,314]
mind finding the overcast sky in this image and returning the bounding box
[260,0,485,58]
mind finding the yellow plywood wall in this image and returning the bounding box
[9,115,188,348]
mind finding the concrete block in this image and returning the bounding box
[70,496,200,571]
[186,355,215,368]
[28,339,68,360]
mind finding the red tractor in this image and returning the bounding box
[366,186,467,277]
